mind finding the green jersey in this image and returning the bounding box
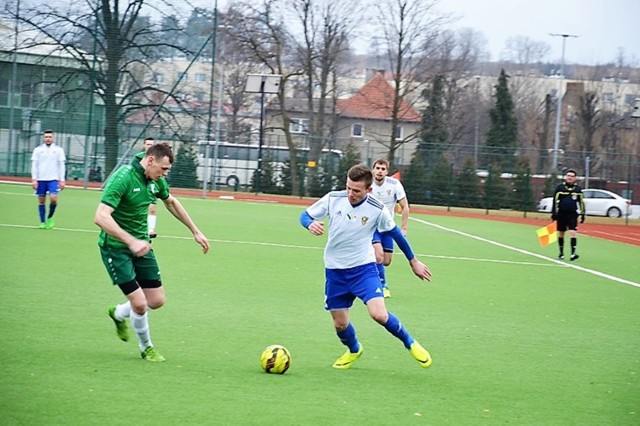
[98,160,170,249]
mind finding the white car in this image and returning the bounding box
[537,188,632,218]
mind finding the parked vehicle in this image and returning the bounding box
[537,189,632,218]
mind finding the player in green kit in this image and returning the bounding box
[96,143,210,362]
[133,137,159,238]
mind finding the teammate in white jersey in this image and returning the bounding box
[370,159,409,298]
[31,130,66,229]
[300,164,433,370]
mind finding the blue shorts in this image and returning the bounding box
[372,230,394,253]
[35,180,59,197]
[324,263,383,310]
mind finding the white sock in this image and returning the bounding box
[130,310,153,351]
[114,301,131,319]
[148,215,157,234]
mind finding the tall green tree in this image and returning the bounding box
[454,158,482,208]
[426,154,452,206]
[334,141,362,190]
[510,157,535,211]
[419,74,448,175]
[484,69,518,172]
[168,143,199,189]
[404,150,430,205]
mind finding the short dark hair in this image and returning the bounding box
[144,137,155,143]
[372,159,389,169]
[565,168,577,176]
[146,143,174,164]
[348,164,373,187]
[44,129,53,135]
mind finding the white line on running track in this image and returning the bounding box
[410,216,640,288]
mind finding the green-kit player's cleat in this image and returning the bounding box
[107,306,130,342]
[38,222,47,229]
[409,341,432,368]
[141,346,166,362]
[332,344,363,369]
[45,218,55,229]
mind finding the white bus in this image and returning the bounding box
[196,141,343,188]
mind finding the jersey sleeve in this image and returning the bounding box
[395,180,407,201]
[376,205,397,232]
[306,193,331,220]
[154,177,170,200]
[100,168,128,209]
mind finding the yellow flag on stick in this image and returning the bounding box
[536,222,558,247]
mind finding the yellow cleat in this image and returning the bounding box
[409,341,432,368]
[332,345,363,369]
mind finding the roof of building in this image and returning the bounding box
[336,71,421,122]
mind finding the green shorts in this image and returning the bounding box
[99,246,161,285]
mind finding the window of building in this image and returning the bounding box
[152,73,165,83]
[177,71,188,81]
[352,123,363,137]
[602,92,614,103]
[195,73,207,83]
[395,126,403,140]
[42,83,63,111]
[0,79,9,105]
[290,118,309,134]
[624,94,636,105]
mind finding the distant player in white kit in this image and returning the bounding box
[299,164,433,370]
[370,159,409,298]
[31,129,66,229]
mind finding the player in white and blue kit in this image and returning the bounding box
[31,129,66,229]
[300,164,433,369]
[371,159,409,298]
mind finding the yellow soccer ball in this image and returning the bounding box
[260,345,291,374]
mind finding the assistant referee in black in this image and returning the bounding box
[551,169,585,261]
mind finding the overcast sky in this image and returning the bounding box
[19,0,638,66]
[440,0,640,65]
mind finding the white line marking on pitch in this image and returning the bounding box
[410,216,640,288]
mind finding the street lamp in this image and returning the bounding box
[244,73,282,193]
[550,33,578,172]
[201,1,218,198]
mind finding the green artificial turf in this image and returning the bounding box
[0,183,638,425]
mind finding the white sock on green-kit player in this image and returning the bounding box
[114,301,131,320]
[130,310,153,351]
[148,215,157,235]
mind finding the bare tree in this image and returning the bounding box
[370,0,450,165]
[13,0,198,174]
[502,36,551,69]
[292,0,359,185]
[228,0,306,195]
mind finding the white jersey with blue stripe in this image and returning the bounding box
[306,190,397,269]
[371,176,406,219]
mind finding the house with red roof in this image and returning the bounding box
[265,69,423,167]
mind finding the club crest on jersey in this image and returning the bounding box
[361,216,369,225]
[149,182,156,193]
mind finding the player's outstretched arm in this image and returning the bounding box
[300,211,324,236]
[162,195,210,253]
[388,225,432,281]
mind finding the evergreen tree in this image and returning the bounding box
[511,157,535,211]
[454,158,482,208]
[404,150,429,205]
[334,142,362,191]
[418,75,448,175]
[168,143,199,189]
[542,174,559,198]
[426,155,452,206]
[250,152,279,193]
[483,165,509,210]
[484,69,518,172]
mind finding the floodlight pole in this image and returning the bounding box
[202,0,218,198]
[244,74,282,194]
[550,33,578,172]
